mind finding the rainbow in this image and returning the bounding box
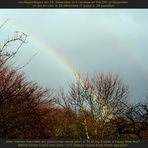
[107,25,148,80]
[7,20,111,118]
[2,19,148,120]
[5,19,148,81]
[7,20,78,80]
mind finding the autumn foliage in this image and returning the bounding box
[0,31,148,140]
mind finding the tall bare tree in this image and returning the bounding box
[57,72,129,139]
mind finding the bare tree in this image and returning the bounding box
[0,31,27,68]
[113,99,148,139]
[57,72,129,139]
[57,75,91,140]
[89,73,128,138]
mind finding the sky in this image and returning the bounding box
[0,9,148,103]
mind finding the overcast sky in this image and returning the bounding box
[0,9,148,102]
